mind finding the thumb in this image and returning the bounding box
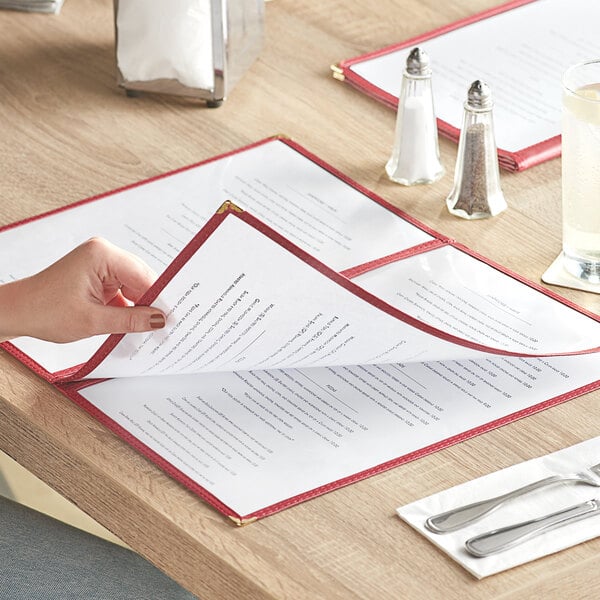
[88,305,166,336]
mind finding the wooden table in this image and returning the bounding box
[1,1,599,598]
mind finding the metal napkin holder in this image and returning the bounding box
[113,0,264,107]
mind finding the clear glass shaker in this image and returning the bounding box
[446,80,507,219]
[385,47,444,186]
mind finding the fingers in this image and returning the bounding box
[85,238,158,304]
[107,291,131,308]
[110,253,158,305]
[87,304,166,337]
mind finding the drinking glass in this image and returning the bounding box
[561,60,600,283]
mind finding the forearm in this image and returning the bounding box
[0,278,31,342]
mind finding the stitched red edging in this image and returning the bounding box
[340,239,448,279]
[336,0,550,172]
[504,135,562,171]
[0,341,58,383]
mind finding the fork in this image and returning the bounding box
[425,462,600,534]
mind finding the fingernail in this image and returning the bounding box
[150,313,165,329]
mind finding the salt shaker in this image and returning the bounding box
[446,80,507,219]
[385,47,444,186]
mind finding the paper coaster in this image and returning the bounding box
[541,253,600,294]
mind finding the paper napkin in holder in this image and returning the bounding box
[113,0,264,107]
[397,436,600,578]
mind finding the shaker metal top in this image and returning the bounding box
[405,47,431,76]
[467,80,493,109]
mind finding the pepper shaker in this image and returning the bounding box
[385,47,444,186]
[446,80,507,219]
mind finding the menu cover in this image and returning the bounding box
[333,0,600,171]
[1,136,600,525]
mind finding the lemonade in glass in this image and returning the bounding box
[562,60,600,283]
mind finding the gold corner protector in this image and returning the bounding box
[273,133,291,140]
[217,200,244,214]
[330,64,345,81]
[228,515,259,527]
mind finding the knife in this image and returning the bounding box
[464,498,600,557]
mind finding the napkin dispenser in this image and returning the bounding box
[113,0,264,107]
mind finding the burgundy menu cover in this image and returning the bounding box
[1,137,599,524]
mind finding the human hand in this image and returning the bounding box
[0,237,166,343]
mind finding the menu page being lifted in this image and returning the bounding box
[82,212,486,380]
[81,211,600,381]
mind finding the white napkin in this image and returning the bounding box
[397,436,600,578]
[116,0,214,90]
[542,253,600,294]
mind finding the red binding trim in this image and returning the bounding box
[240,378,600,521]
[340,239,448,279]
